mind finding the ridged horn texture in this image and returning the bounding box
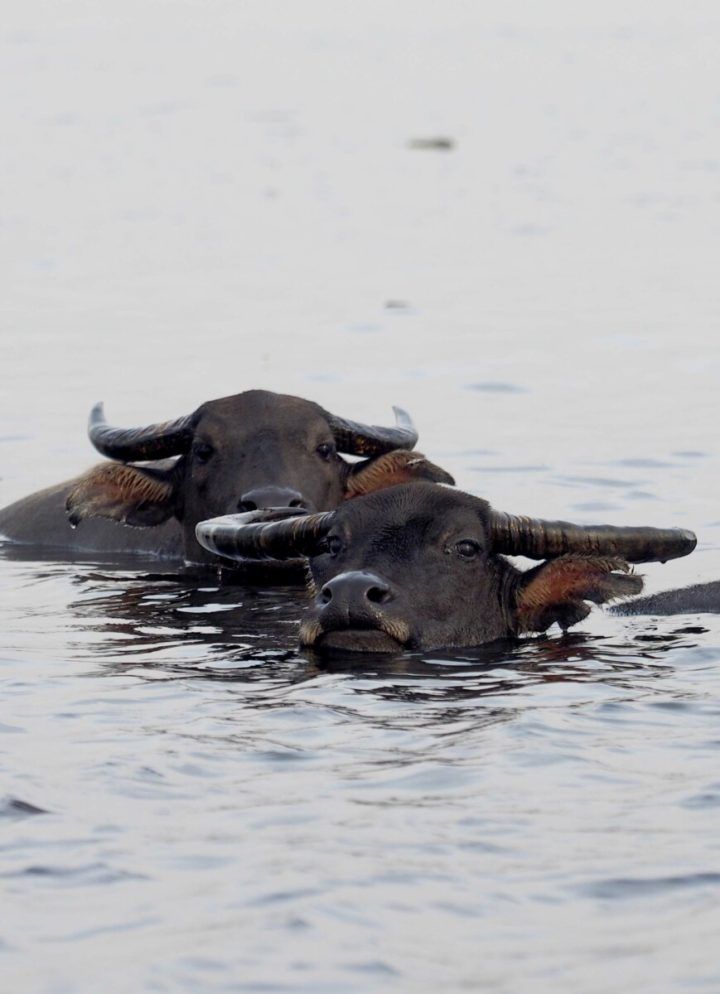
[489,512,697,564]
[196,508,336,562]
[326,405,418,456]
[88,402,199,461]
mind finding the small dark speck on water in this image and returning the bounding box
[0,797,49,819]
[407,136,455,151]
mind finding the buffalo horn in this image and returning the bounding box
[196,508,336,562]
[326,405,418,456]
[489,512,697,564]
[88,402,198,461]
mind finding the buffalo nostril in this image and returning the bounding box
[367,584,391,604]
[239,487,305,511]
[319,571,393,614]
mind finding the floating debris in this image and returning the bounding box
[0,797,49,819]
[407,137,455,151]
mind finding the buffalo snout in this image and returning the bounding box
[318,571,395,616]
[237,486,308,512]
[308,570,407,653]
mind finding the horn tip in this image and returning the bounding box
[391,405,413,425]
[679,528,697,553]
[391,405,418,445]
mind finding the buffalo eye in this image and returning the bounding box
[193,442,215,464]
[316,442,335,461]
[454,539,481,559]
[324,534,343,556]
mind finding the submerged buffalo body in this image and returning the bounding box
[196,483,697,651]
[0,391,451,564]
[613,580,720,616]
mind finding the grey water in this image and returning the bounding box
[2,2,720,992]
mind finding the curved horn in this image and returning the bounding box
[489,511,697,564]
[325,405,418,456]
[88,402,198,461]
[196,508,336,562]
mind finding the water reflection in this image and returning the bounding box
[301,627,708,712]
[33,550,705,712]
[2,538,711,705]
[66,567,308,673]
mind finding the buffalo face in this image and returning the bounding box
[65,391,451,564]
[180,394,348,532]
[301,485,696,651]
[196,482,696,650]
[302,487,512,651]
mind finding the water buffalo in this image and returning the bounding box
[0,391,452,565]
[195,482,697,651]
[612,581,720,615]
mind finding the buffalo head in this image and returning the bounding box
[65,391,453,564]
[195,482,697,650]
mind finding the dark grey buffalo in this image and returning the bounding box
[613,581,720,615]
[195,482,697,651]
[0,391,452,565]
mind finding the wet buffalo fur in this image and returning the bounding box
[66,462,178,528]
[344,451,454,497]
[515,555,643,633]
[610,579,720,616]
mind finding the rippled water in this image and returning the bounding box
[2,3,720,992]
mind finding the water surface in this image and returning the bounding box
[1,2,720,992]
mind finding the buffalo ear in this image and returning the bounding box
[515,555,643,634]
[66,462,179,528]
[344,450,455,499]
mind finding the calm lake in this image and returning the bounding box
[1,2,719,992]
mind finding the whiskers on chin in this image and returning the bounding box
[299,615,411,648]
[299,618,324,646]
[379,617,411,645]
